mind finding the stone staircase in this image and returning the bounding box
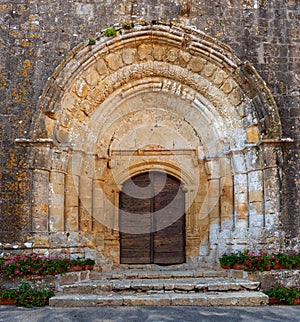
[49,268,268,307]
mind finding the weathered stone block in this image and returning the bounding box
[74,78,89,98]
[187,56,206,72]
[232,155,247,174]
[32,234,50,248]
[172,293,208,305]
[265,213,279,228]
[138,43,153,61]
[123,294,171,306]
[246,125,260,143]
[249,213,264,228]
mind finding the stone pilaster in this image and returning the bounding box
[65,174,79,232]
[31,169,50,232]
[49,171,65,231]
[79,175,93,232]
[92,179,105,232]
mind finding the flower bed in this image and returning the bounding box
[0,254,95,278]
[219,250,300,272]
[0,255,96,307]
[0,280,54,307]
[264,284,300,305]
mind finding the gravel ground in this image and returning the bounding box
[1,305,300,322]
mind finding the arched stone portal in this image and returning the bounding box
[25,23,283,269]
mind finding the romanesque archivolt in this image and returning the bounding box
[25,23,283,267]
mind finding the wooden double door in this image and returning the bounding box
[119,172,185,265]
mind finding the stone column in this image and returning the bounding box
[262,143,282,229]
[112,187,121,235]
[184,185,198,235]
[220,174,234,229]
[184,184,201,262]
[184,185,192,235]
[205,158,222,246]
[101,185,120,265]
[65,174,79,231]
[25,142,56,247]
[31,169,50,232]
[92,179,105,232]
[248,170,264,228]
[231,151,248,230]
[65,151,83,232]
[244,147,264,230]
[233,172,248,229]
[79,175,93,232]
[49,171,65,231]
[208,179,220,226]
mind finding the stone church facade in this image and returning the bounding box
[0,1,299,270]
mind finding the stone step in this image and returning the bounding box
[90,268,229,280]
[60,277,260,294]
[49,291,268,307]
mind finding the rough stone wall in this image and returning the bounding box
[0,0,299,254]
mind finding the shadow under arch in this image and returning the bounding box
[112,160,199,189]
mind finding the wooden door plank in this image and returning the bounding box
[119,172,153,264]
[153,174,185,264]
[119,172,186,265]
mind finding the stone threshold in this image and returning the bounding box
[90,268,229,280]
[49,291,268,307]
[61,277,260,294]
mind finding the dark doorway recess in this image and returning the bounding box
[119,171,185,265]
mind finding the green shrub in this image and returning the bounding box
[0,254,95,278]
[219,253,236,268]
[89,38,96,45]
[104,27,117,37]
[122,22,134,30]
[264,285,300,305]
[219,250,300,272]
[0,280,55,308]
